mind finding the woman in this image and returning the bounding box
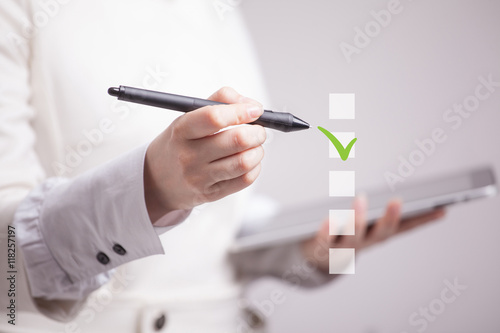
[0,1,444,332]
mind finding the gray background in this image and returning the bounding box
[241,1,500,332]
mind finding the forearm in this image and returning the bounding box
[231,241,339,289]
[10,144,190,321]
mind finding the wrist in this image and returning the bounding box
[143,151,173,223]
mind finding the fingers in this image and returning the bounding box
[175,87,264,139]
[203,164,262,202]
[176,103,263,139]
[352,195,368,244]
[396,209,446,234]
[332,195,368,248]
[207,86,263,107]
[365,199,402,243]
[192,125,266,162]
[207,145,265,183]
[147,87,267,214]
[327,198,446,252]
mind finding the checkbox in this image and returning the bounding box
[329,210,355,235]
[329,93,355,119]
[329,248,355,274]
[329,171,355,197]
[328,132,356,158]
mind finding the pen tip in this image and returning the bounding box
[108,87,120,97]
[290,116,310,131]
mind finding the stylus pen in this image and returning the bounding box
[107,85,310,132]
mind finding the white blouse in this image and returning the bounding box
[0,1,331,332]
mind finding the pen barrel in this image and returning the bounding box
[250,111,294,132]
[115,86,305,132]
[118,86,220,112]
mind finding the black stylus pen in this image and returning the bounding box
[107,86,309,132]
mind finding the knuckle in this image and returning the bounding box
[242,166,260,186]
[235,105,249,124]
[207,168,222,183]
[241,172,256,186]
[233,129,251,149]
[169,118,183,138]
[214,168,231,182]
[203,183,221,202]
[233,126,265,149]
[255,126,267,144]
[218,86,234,99]
[205,107,225,129]
[237,152,253,173]
[255,146,264,161]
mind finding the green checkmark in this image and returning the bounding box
[318,126,357,161]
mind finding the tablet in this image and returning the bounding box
[230,166,497,253]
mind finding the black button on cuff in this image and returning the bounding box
[243,308,265,329]
[113,243,127,255]
[96,252,110,265]
[154,313,166,331]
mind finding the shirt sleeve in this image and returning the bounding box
[0,0,52,319]
[14,144,190,301]
[0,0,189,321]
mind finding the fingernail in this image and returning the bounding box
[247,105,263,119]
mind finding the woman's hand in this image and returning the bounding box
[301,196,446,273]
[143,87,266,222]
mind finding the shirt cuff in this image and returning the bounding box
[14,178,113,300]
[14,144,189,300]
